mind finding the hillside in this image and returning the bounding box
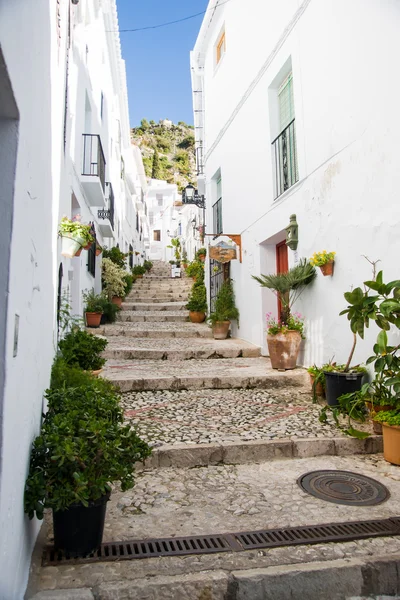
[131,119,197,191]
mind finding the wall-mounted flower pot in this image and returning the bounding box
[61,234,83,258]
[96,246,102,256]
[74,247,83,257]
[198,254,206,263]
[267,330,302,370]
[324,371,364,406]
[86,312,103,328]
[212,321,230,339]
[189,311,206,323]
[320,261,334,276]
[84,242,93,250]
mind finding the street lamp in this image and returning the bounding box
[182,184,206,243]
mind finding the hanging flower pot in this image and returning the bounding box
[320,261,334,276]
[96,245,103,257]
[84,242,93,250]
[74,247,83,257]
[61,234,83,258]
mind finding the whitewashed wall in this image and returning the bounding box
[0,0,65,597]
[192,0,400,366]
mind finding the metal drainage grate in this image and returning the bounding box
[298,470,390,506]
[42,517,400,566]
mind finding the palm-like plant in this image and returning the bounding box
[252,259,316,323]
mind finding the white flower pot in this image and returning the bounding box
[61,234,83,258]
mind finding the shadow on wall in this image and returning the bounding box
[0,45,19,485]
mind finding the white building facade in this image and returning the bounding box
[191,0,400,366]
[0,0,148,597]
[146,179,203,264]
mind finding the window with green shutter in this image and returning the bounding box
[272,72,298,198]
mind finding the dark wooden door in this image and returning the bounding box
[276,241,288,320]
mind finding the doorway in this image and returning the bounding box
[276,240,288,320]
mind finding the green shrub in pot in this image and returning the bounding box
[58,329,107,371]
[102,258,127,300]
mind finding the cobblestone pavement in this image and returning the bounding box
[121,388,372,446]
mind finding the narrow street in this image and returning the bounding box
[28,266,400,600]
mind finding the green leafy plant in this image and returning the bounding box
[58,216,94,244]
[186,260,204,280]
[58,329,107,371]
[310,251,336,267]
[132,265,146,276]
[252,259,316,324]
[307,364,326,402]
[102,246,128,269]
[167,238,181,261]
[265,312,305,338]
[143,260,153,272]
[58,292,84,333]
[151,148,161,179]
[374,410,400,426]
[102,258,126,299]
[82,289,105,314]
[208,279,239,326]
[186,283,207,313]
[98,296,120,323]
[123,273,134,297]
[50,356,118,392]
[24,382,151,519]
[196,248,207,258]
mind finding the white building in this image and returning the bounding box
[146,179,202,263]
[191,0,400,366]
[0,0,148,597]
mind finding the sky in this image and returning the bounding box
[115,0,209,127]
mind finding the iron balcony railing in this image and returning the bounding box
[212,197,223,235]
[82,134,106,193]
[272,118,298,199]
[98,182,114,230]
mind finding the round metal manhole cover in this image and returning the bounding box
[297,470,390,506]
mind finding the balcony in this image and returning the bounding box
[97,182,114,237]
[81,134,106,207]
[272,119,298,199]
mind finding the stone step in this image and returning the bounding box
[125,296,189,303]
[102,357,308,391]
[92,323,213,339]
[121,302,187,312]
[30,454,400,600]
[102,337,261,361]
[117,311,188,323]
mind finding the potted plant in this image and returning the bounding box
[373,411,400,464]
[143,260,153,272]
[208,279,239,339]
[132,265,146,279]
[24,370,151,555]
[252,259,316,370]
[307,365,325,398]
[186,282,208,323]
[310,250,336,276]
[96,243,103,257]
[186,260,204,282]
[197,248,207,263]
[59,216,94,258]
[58,328,108,376]
[102,258,127,306]
[83,289,104,328]
[102,246,128,269]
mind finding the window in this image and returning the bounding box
[87,241,96,277]
[100,92,104,121]
[213,176,223,234]
[129,244,133,268]
[216,31,226,65]
[156,193,163,206]
[153,229,161,242]
[272,72,298,198]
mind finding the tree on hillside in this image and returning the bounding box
[141,118,150,131]
[151,149,161,179]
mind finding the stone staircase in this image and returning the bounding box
[28,262,394,600]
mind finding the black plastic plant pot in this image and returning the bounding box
[53,493,110,556]
[324,371,364,407]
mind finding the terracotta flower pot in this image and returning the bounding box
[212,321,230,339]
[381,423,400,465]
[85,312,102,328]
[112,296,122,308]
[366,402,392,435]
[198,254,206,263]
[84,242,92,250]
[189,311,206,323]
[309,373,324,396]
[74,247,83,257]
[319,261,334,276]
[96,247,102,256]
[267,330,302,370]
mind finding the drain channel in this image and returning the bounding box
[42,517,400,566]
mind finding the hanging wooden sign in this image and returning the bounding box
[209,242,237,263]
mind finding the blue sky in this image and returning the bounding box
[116,0,209,127]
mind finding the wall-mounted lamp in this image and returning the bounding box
[71,0,80,4]
[285,214,299,251]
